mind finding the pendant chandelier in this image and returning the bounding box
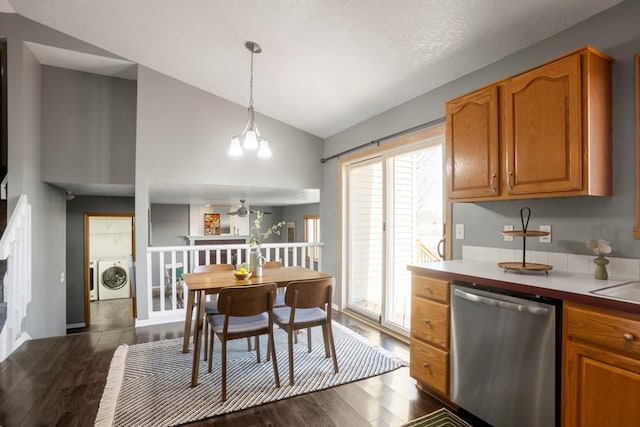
[228,41,272,158]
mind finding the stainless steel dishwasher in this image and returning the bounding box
[450,283,558,427]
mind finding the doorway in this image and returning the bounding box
[342,124,445,337]
[84,213,135,330]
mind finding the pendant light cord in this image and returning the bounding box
[249,48,254,108]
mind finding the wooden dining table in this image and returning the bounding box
[182,266,333,387]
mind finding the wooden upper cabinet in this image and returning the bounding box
[446,85,499,199]
[446,46,613,201]
[504,54,582,195]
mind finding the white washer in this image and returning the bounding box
[98,258,131,300]
[89,260,99,301]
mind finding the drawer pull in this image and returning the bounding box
[423,362,430,369]
[624,333,635,342]
[423,319,431,326]
[423,286,432,293]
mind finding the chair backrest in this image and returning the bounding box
[218,283,277,317]
[285,277,334,310]
[193,263,235,273]
[263,261,282,269]
[165,262,184,282]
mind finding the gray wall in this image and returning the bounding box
[7,38,67,338]
[150,204,189,246]
[1,12,134,339]
[280,203,320,243]
[147,203,318,246]
[41,66,137,187]
[322,0,640,305]
[134,66,325,320]
[65,196,135,325]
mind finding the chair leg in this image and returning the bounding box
[269,329,280,388]
[266,332,272,361]
[307,327,312,353]
[255,335,261,362]
[327,323,339,374]
[288,328,295,386]
[221,338,227,401]
[247,337,253,351]
[204,319,209,361]
[321,324,331,358]
[208,326,214,373]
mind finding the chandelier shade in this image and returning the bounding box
[229,41,272,158]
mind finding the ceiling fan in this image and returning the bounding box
[229,200,271,217]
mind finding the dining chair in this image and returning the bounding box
[263,260,286,307]
[263,260,283,268]
[272,277,339,386]
[262,260,306,347]
[207,283,280,401]
[164,262,185,303]
[192,264,250,360]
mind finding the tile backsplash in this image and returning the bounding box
[462,245,640,280]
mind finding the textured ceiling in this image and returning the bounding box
[4,0,625,206]
[5,0,624,139]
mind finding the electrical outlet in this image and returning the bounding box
[503,225,514,242]
[540,225,551,243]
[59,272,65,284]
[455,224,464,240]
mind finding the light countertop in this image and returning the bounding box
[408,259,640,313]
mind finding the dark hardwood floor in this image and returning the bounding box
[0,302,444,426]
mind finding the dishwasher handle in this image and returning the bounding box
[453,288,549,316]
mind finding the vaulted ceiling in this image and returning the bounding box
[1,0,624,139]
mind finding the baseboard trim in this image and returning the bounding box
[66,322,86,329]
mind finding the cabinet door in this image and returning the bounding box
[504,53,582,195]
[564,340,640,427]
[446,85,499,199]
[410,339,449,396]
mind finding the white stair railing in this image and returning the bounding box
[0,195,32,363]
[141,241,323,325]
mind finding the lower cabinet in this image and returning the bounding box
[563,303,640,427]
[410,339,448,395]
[410,273,450,399]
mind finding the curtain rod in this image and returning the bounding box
[320,117,445,164]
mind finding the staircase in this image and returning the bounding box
[0,260,6,332]
[0,195,32,362]
[0,178,7,333]
[0,197,6,332]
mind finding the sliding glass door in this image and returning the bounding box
[347,158,384,319]
[345,129,444,335]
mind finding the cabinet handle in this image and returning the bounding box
[624,333,635,342]
[423,362,430,368]
[508,171,514,191]
[490,174,497,192]
[423,319,431,326]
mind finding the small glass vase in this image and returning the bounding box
[593,256,609,280]
[249,245,266,276]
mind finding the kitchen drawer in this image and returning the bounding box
[566,303,640,359]
[412,275,450,303]
[410,339,449,396]
[411,297,449,349]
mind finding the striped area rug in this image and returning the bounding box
[95,322,406,426]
